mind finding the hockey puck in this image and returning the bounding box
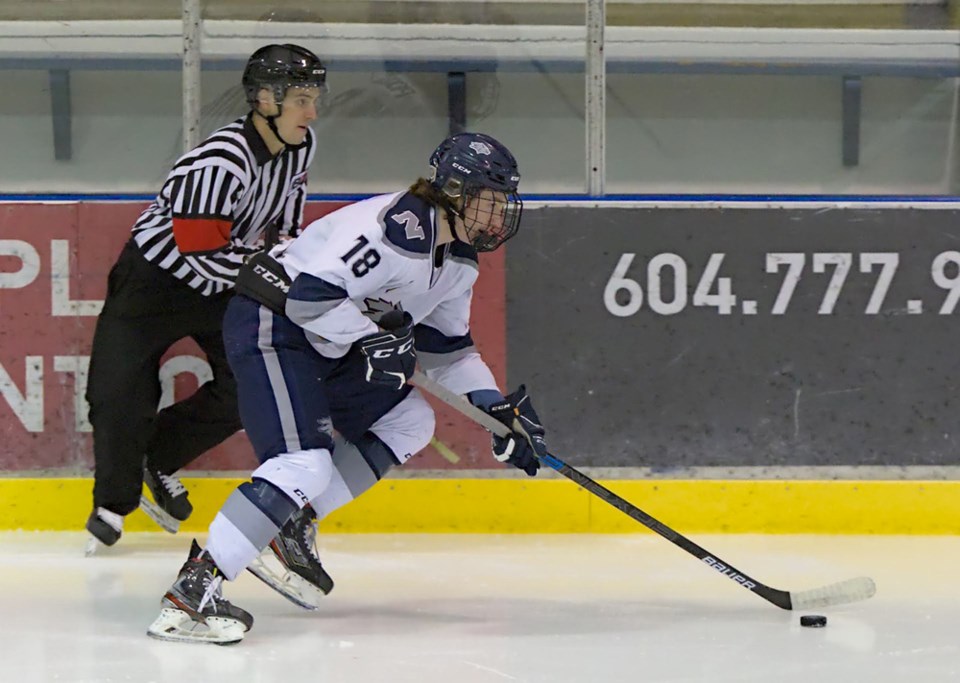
[800,615,827,628]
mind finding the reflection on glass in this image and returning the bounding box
[0,1,956,194]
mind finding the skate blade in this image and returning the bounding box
[139,495,180,534]
[247,551,326,611]
[147,608,245,645]
[84,536,100,557]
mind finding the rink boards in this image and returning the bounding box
[2,477,959,533]
[2,198,960,533]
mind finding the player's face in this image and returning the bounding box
[459,188,508,244]
[274,86,322,144]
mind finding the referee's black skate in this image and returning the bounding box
[141,464,193,534]
[84,507,123,555]
[248,504,334,610]
[147,539,253,645]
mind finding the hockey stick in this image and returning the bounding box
[410,370,876,611]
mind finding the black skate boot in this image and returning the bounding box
[85,507,123,554]
[141,464,193,534]
[147,539,253,645]
[248,504,334,610]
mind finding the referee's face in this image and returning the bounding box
[275,86,322,145]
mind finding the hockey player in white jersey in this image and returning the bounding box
[147,132,551,644]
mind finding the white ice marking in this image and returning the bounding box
[462,661,520,680]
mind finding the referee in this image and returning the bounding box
[85,44,326,548]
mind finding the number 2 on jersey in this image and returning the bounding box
[341,235,381,277]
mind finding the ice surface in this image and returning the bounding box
[1,532,956,682]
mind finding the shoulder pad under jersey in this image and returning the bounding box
[381,192,436,255]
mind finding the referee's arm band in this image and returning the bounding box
[172,217,232,254]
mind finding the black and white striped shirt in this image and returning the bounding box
[131,114,315,296]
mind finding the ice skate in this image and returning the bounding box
[84,507,123,556]
[141,464,193,534]
[147,539,253,645]
[248,504,333,610]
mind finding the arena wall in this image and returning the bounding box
[1,199,958,532]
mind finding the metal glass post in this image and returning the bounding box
[182,0,202,153]
[586,0,606,196]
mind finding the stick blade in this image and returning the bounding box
[790,576,876,610]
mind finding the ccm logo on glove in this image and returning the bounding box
[369,339,414,359]
[485,385,548,477]
[358,311,416,391]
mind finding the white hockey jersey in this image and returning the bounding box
[272,191,500,397]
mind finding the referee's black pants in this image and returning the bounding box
[87,239,243,516]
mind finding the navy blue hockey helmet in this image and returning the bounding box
[242,44,327,107]
[428,132,523,252]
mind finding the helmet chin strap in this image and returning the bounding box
[254,106,294,147]
[453,211,489,251]
[445,199,470,246]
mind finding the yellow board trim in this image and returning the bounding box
[3,478,958,534]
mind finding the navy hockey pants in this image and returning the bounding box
[222,294,412,464]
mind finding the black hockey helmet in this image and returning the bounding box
[242,44,327,107]
[428,132,522,252]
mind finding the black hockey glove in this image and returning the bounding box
[357,312,416,391]
[485,385,546,477]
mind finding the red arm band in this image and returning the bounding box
[172,217,232,254]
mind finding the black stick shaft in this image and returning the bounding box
[410,371,793,610]
[540,454,791,609]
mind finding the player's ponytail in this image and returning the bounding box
[408,177,461,229]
